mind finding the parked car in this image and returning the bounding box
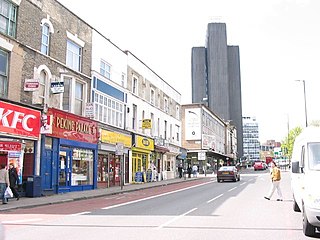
[291,127,320,237]
[253,161,265,171]
[217,166,240,182]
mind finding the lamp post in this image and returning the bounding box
[295,80,308,127]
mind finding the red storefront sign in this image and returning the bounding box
[0,101,41,139]
[0,141,21,151]
[46,108,98,144]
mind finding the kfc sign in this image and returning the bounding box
[0,101,41,139]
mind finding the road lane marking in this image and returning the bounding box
[240,182,246,186]
[101,180,214,210]
[68,211,91,216]
[228,187,237,192]
[157,208,197,229]
[2,218,43,224]
[207,194,223,203]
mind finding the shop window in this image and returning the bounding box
[71,148,93,186]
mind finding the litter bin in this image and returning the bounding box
[26,175,41,197]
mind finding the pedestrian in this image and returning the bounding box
[0,163,9,204]
[178,164,183,178]
[264,161,283,201]
[187,165,192,178]
[192,165,198,177]
[8,163,19,200]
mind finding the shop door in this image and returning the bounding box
[58,149,72,192]
[42,150,54,190]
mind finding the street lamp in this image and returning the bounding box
[295,80,308,127]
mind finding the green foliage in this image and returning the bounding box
[281,126,303,159]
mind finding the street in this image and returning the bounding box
[1,170,319,240]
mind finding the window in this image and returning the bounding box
[308,143,320,170]
[132,76,138,94]
[164,98,168,113]
[176,125,180,141]
[150,113,154,136]
[0,48,8,98]
[74,82,84,115]
[176,105,180,119]
[41,24,50,55]
[121,73,125,87]
[132,104,137,130]
[100,60,111,79]
[62,77,71,111]
[0,0,17,37]
[150,88,155,105]
[66,40,81,71]
[142,110,145,134]
[164,120,167,139]
[62,76,86,115]
[38,70,47,104]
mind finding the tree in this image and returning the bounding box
[281,126,303,159]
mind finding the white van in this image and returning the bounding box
[291,127,320,237]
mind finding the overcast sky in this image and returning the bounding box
[58,0,320,142]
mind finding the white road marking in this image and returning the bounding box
[240,182,246,186]
[68,211,91,216]
[102,180,214,210]
[157,208,198,229]
[2,218,43,224]
[228,187,237,192]
[207,194,223,203]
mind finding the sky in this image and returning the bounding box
[58,0,320,143]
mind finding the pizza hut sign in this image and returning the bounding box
[0,101,41,139]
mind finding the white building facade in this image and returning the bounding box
[91,30,132,188]
[242,116,260,162]
[126,51,182,181]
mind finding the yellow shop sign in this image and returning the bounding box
[100,129,131,148]
[136,136,154,151]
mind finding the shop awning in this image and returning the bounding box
[154,145,170,153]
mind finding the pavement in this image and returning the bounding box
[0,173,214,212]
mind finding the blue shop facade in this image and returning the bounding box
[40,108,99,195]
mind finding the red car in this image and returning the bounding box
[253,161,265,171]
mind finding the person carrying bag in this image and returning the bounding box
[0,164,10,204]
[9,163,20,200]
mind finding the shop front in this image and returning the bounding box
[131,135,154,183]
[164,144,180,179]
[0,100,41,195]
[152,137,169,181]
[98,128,131,188]
[41,108,98,194]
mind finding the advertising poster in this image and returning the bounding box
[8,151,23,185]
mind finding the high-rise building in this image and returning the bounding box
[243,116,260,162]
[191,23,243,158]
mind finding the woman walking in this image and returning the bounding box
[264,161,283,201]
[8,163,20,200]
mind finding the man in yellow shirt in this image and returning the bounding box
[264,161,283,201]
